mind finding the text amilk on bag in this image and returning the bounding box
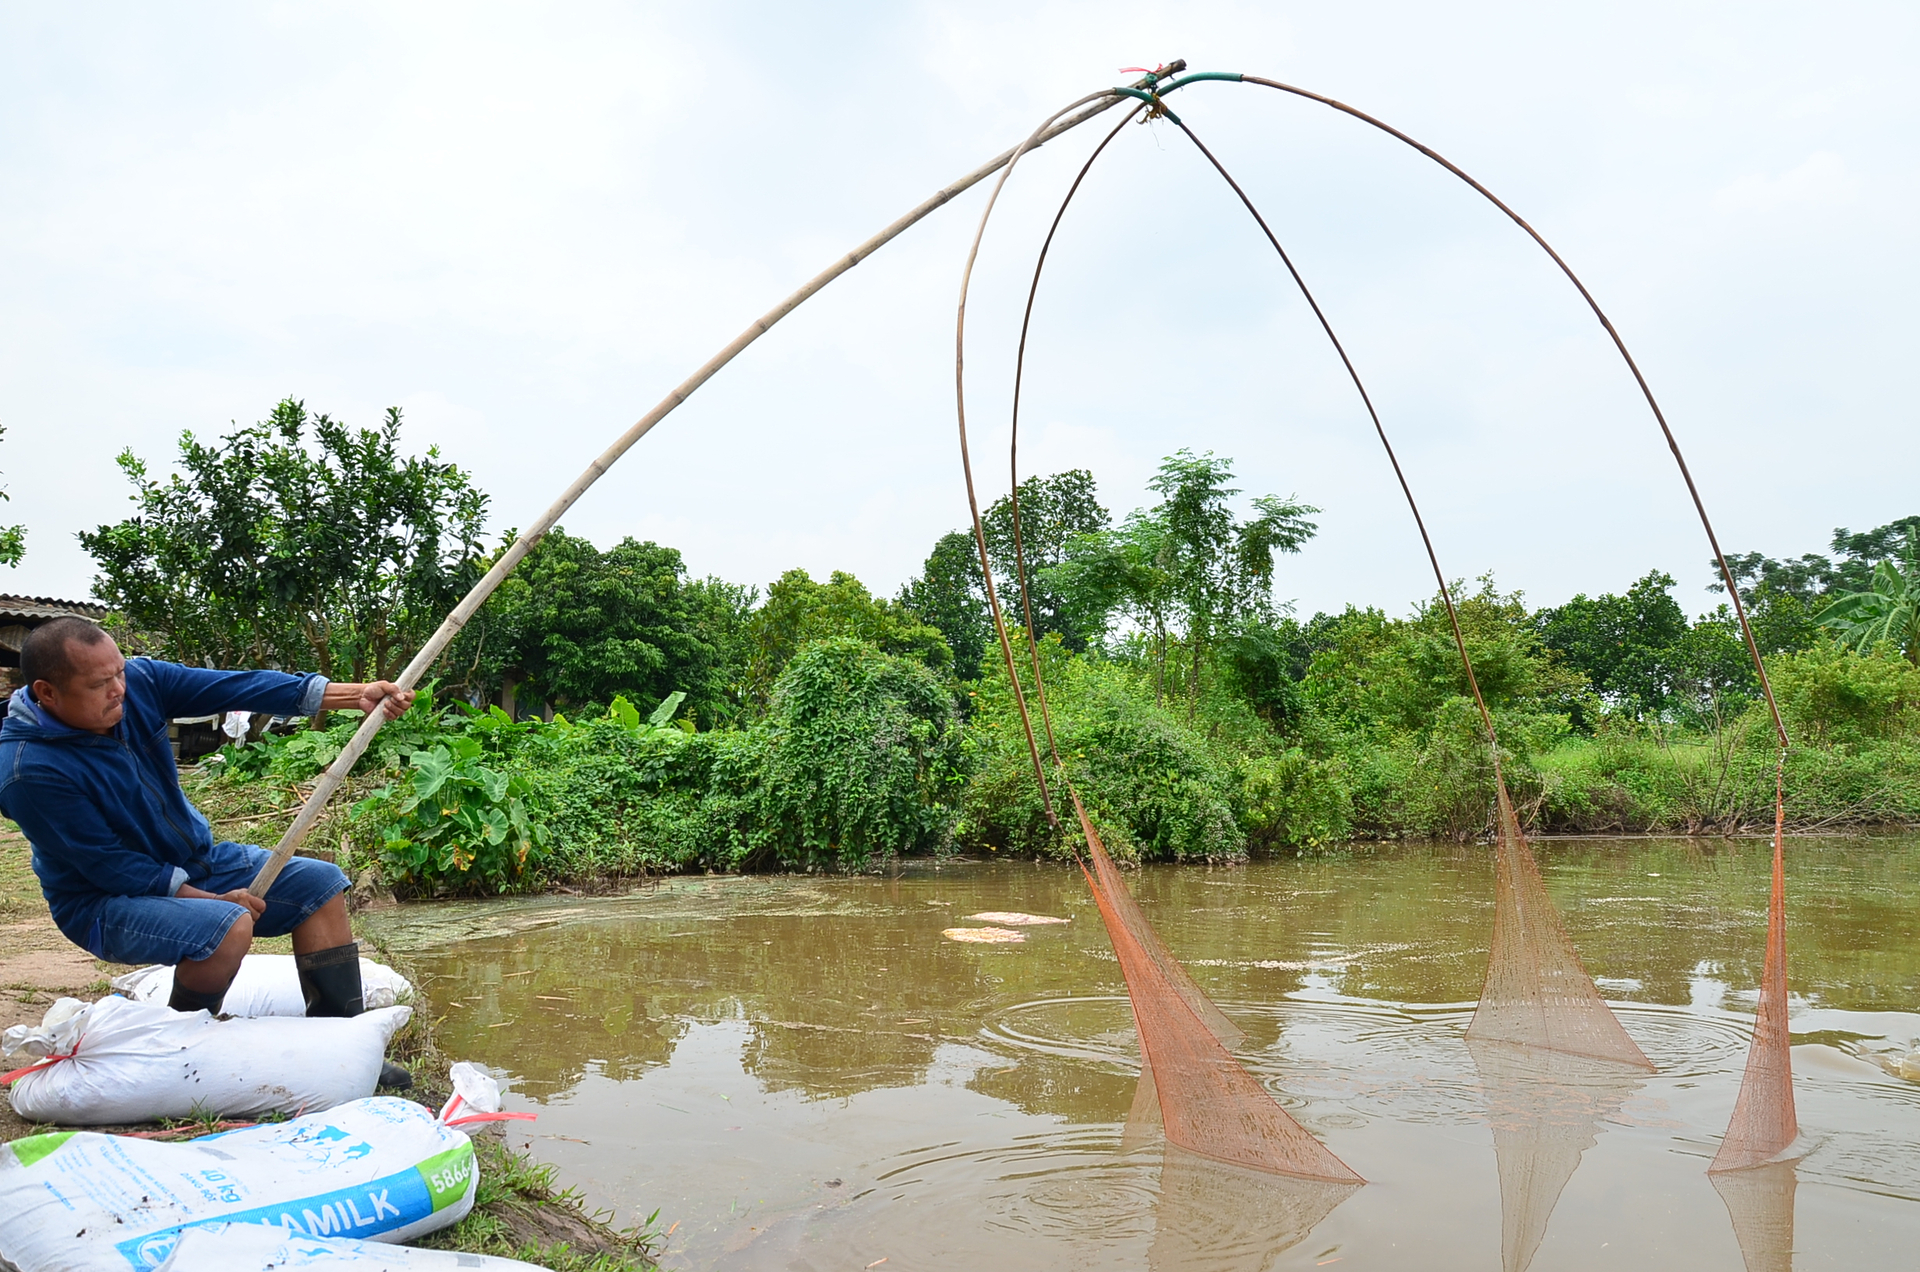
[0,1096,476,1272]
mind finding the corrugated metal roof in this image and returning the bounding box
[0,594,110,622]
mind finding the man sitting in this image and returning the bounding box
[0,616,416,1088]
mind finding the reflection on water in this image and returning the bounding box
[1712,1161,1798,1272]
[1467,1040,1645,1272]
[371,836,1920,1269]
[1149,1146,1360,1271]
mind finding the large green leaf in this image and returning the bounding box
[409,746,456,800]
[609,694,641,730]
[648,690,688,729]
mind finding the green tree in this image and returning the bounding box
[745,569,950,707]
[1817,528,1920,665]
[453,528,739,724]
[1308,579,1582,736]
[1048,510,1176,701]
[1053,451,1317,718]
[980,469,1113,652]
[898,531,989,681]
[1538,571,1756,727]
[1538,571,1691,720]
[0,424,23,568]
[81,400,487,692]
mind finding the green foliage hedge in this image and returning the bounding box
[958,640,1245,863]
[204,628,1920,894]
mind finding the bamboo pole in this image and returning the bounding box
[249,89,1128,896]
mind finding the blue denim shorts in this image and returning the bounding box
[86,847,349,966]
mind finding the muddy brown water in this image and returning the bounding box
[372,836,1920,1270]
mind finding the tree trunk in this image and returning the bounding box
[1154,618,1167,709]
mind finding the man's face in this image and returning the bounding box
[35,637,128,734]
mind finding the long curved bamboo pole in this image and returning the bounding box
[249,87,1132,895]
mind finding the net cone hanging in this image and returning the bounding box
[1072,794,1362,1184]
[1466,779,1653,1070]
[1710,770,1799,1173]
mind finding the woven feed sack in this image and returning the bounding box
[5,995,411,1125]
[0,1097,477,1271]
[154,1222,548,1269]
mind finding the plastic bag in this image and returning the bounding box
[155,1222,549,1269]
[111,955,414,1017]
[0,1096,477,1272]
[3,994,411,1125]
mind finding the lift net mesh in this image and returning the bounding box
[1710,773,1798,1173]
[1465,779,1653,1069]
[1072,793,1363,1183]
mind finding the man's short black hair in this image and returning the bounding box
[21,617,112,690]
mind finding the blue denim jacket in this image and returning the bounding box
[0,658,326,949]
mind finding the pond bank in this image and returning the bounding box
[0,829,659,1272]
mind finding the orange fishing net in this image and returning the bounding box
[1072,793,1363,1184]
[1466,780,1653,1070]
[1710,764,1798,1174]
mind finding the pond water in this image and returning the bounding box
[373,836,1920,1271]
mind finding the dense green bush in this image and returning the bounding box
[357,736,549,892]
[1767,641,1920,744]
[208,639,968,891]
[1239,748,1352,849]
[959,638,1245,863]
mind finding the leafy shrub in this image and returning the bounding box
[1240,748,1351,850]
[356,737,549,894]
[513,644,965,875]
[742,638,967,869]
[1766,641,1920,745]
[208,688,456,783]
[961,639,1245,862]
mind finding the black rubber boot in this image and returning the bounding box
[295,942,413,1090]
[166,976,228,1016]
[295,942,364,1017]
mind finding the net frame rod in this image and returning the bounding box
[952,90,1143,834]
[1001,106,1144,770]
[1214,72,1786,749]
[248,87,1130,895]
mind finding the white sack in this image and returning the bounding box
[111,955,414,1017]
[4,994,411,1125]
[156,1223,547,1270]
[0,1097,477,1272]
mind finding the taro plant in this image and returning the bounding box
[355,735,549,892]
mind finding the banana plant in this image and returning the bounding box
[1817,528,1920,665]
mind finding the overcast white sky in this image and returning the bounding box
[2,2,1914,621]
